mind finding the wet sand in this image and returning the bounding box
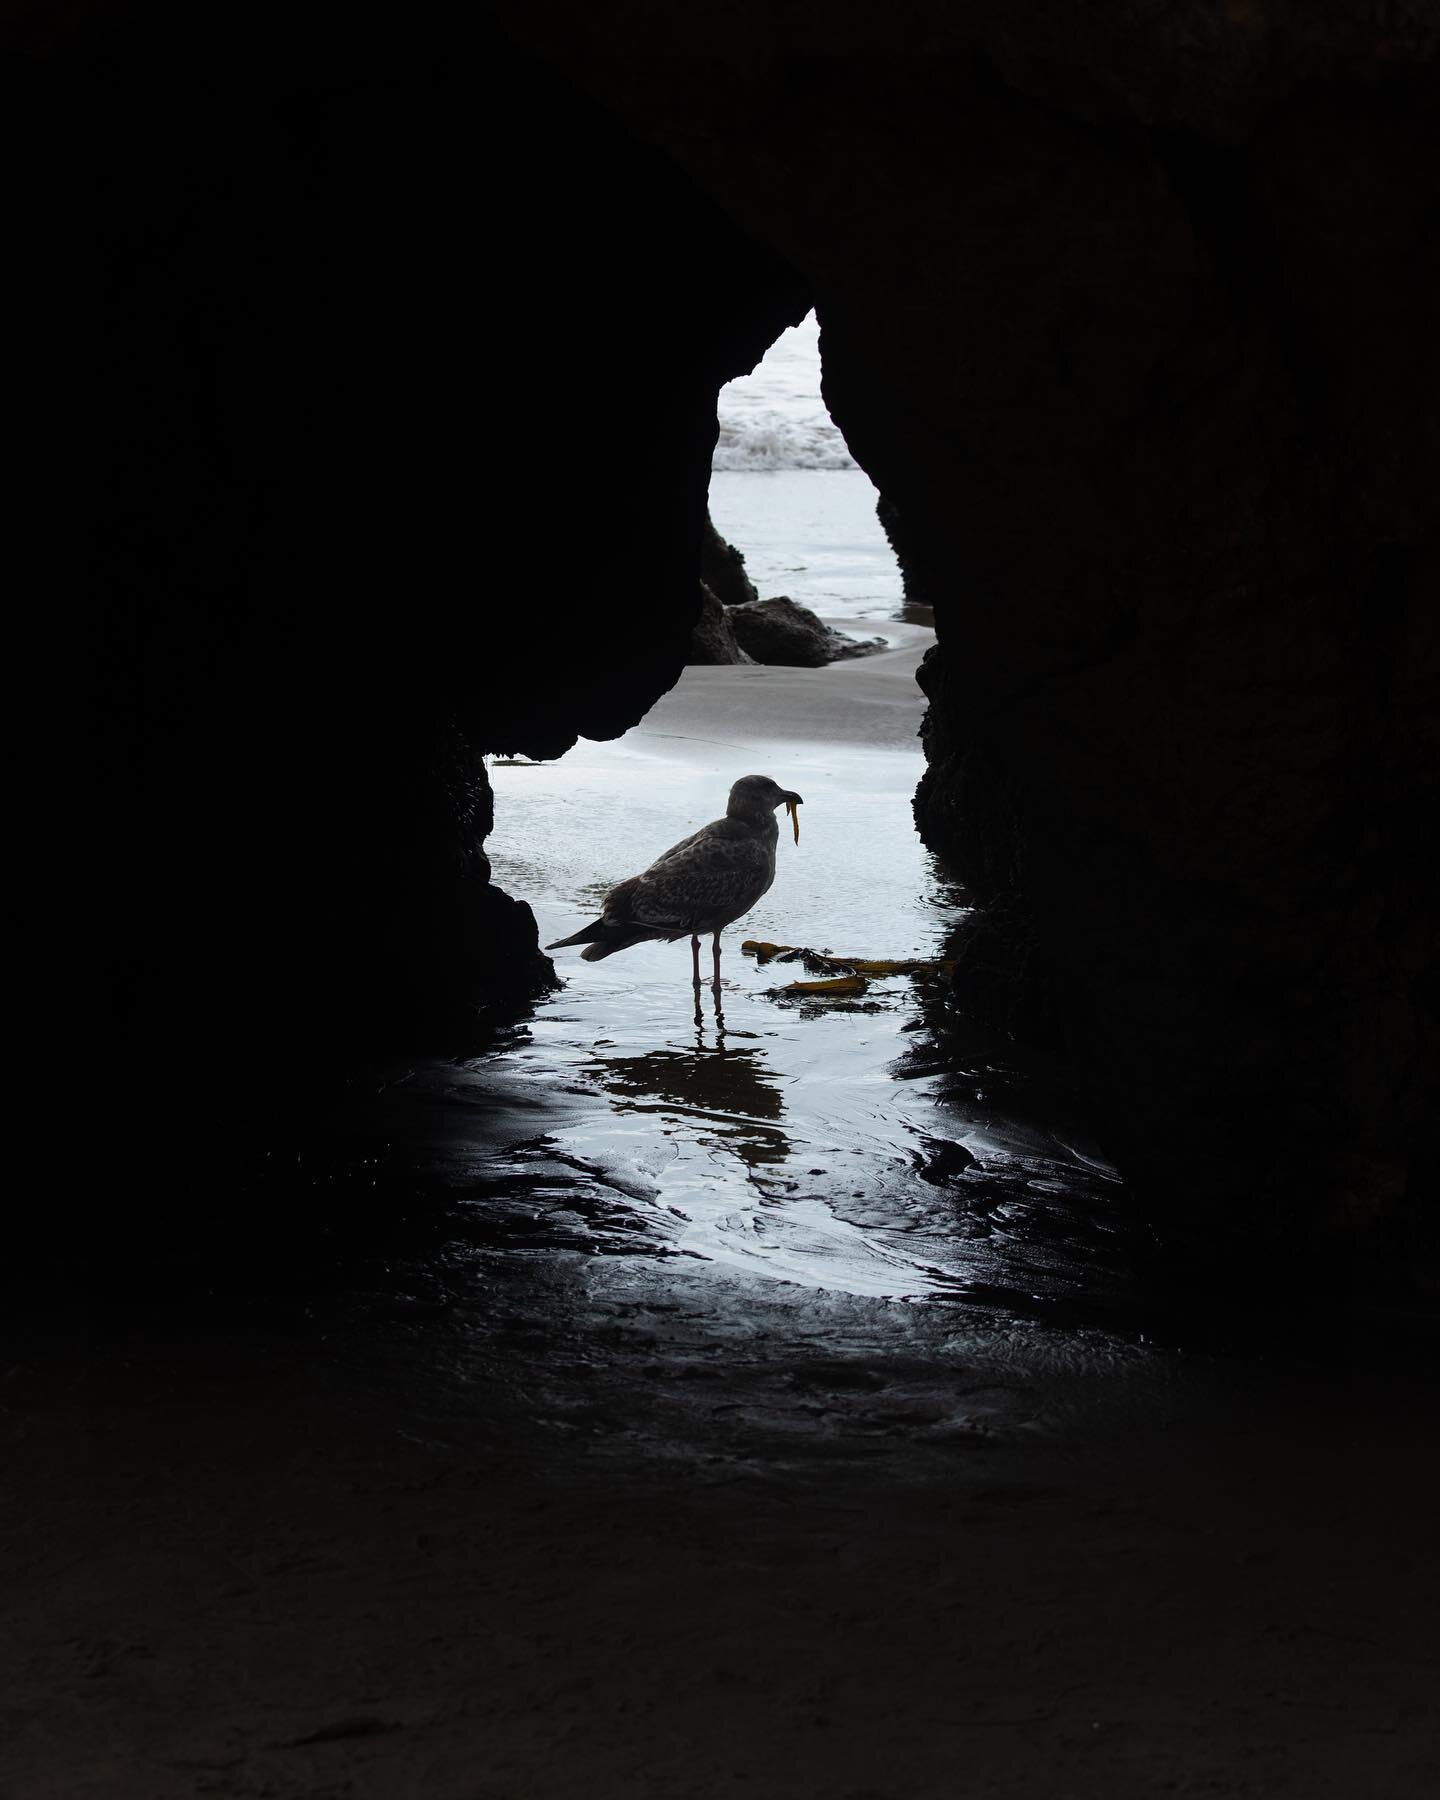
[4,645,1437,1798]
[6,1273,1436,1800]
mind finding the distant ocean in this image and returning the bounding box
[709,313,906,628]
[712,312,856,472]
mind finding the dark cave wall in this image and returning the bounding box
[852,82,1440,1255]
[10,3,1436,1272]
[12,5,807,1060]
[489,3,1438,1260]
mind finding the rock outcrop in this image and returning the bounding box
[14,9,811,1264]
[687,583,754,664]
[728,597,885,668]
[692,522,884,665]
[19,13,808,1061]
[699,515,760,609]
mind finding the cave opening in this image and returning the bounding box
[707,308,921,627]
[11,0,1425,1330]
[477,308,1129,1312]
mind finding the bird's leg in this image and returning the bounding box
[710,933,726,1034]
[690,934,702,987]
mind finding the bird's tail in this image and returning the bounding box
[545,918,660,961]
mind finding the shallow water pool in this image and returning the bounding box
[484,655,1125,1314]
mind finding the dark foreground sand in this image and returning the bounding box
[5,1287,1436,1800]
[4,649,1437,1799]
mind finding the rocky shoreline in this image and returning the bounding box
[689,515,888,668]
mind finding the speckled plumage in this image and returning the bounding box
[546,774,804,965]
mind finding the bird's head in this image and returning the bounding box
[727,774,804,832]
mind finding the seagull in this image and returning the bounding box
[546,774,804,991]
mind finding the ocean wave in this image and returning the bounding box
[712,409,857,471]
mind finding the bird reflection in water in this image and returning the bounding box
[588,1002,790,1169]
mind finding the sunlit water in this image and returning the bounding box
[489,721,944,1297]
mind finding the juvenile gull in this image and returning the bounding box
[546,774,804,991]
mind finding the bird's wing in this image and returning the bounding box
[647,825,710,867]
[597,825,716,923]
[598,826,708,917]
[626,823,773,932]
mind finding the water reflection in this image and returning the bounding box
[589,1020,790,1169]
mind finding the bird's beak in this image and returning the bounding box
[783,793,803,845]
[782,791,803,807]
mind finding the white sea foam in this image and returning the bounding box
[712,412,857,470]
[713,311,857,471]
